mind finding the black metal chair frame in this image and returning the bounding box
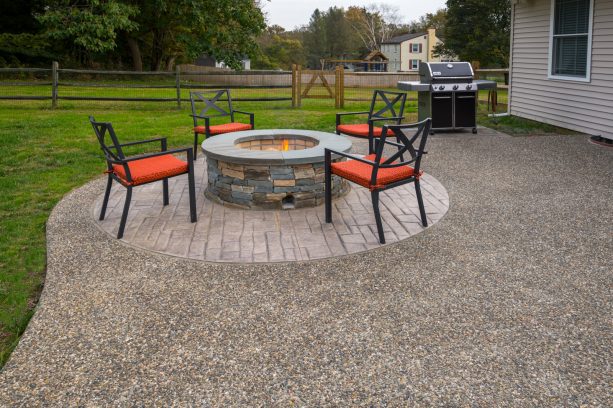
[335,89,407,154]
[325,118,432,244]
[90,116,197,239]
[189,89,255,159]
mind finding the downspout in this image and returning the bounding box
[491,1,515,118]
[508,0,517,116]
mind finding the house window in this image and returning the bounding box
[410,59,420,70]
[550,0,593,80]
[411,43,421,53]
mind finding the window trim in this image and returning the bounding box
[411,43,420,53]
[547,0,594,83]
[410,59,420,70]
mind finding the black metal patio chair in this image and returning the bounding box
[90,116,197,239]
[335,89,407,154]
[325,118,432,244]
[190,89,255,159]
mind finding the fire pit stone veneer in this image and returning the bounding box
[202,129,352,210]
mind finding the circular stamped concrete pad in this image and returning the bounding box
[93,157,449,263]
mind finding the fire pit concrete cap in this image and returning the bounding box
[201,129,352,165]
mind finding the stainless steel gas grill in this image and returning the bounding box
[397,62,497,134]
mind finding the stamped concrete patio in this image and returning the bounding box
[0,129,611,406]
[93,153,449,262]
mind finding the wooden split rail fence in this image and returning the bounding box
[0,62,506,109]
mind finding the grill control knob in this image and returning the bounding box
[466,84,473,90]
[453,85,459,90]
[439,85,445,90]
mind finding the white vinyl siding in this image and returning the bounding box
[510,0,613,140]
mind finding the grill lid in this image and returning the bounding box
[420,62,474,83]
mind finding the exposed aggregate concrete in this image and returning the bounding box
[0,129,611,406]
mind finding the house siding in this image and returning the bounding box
[381,44,401,71]
[510,0,613,140]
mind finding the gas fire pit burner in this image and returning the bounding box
[202,129,352,210]
[235,135,319,151]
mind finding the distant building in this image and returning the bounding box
[326,51,388,72]
[195,55,250,70]
[362,50,388,72]
[381,28,450,72]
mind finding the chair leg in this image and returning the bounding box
[99,174,113,221]
[325,151,332,223]
[162,178,169,206]
[117,186,132,239]
[193,132,199,160]
[371,190,385,244]
[415,181,428,227]
[187,158,197,223]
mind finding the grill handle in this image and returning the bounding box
[456,95,476,99]
[433,96,452,100]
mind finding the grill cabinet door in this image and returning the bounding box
[454,92,476,128]
[431,93,453,128]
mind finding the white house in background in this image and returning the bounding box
[510,0,613,141]
[381,28,448,72]
[194,55,251,70]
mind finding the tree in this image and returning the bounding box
[36,0,138,55]
[436,0,511,67]
[345,4,400,52]
[34,0,266,70]
[252,26,306,69]
[303,9,327,68]
[0,0,52,65]
[122,0,265,71]
[407,9,447,35]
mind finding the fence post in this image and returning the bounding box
[334,66,340,109]
[291,64,297,108]
[51,61,58,108]
[175,65,181,109]
[339,66,345,109]
[296,65,302,108]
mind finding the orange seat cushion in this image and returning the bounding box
[113,154,188,186]
[194,122,252,135]
[336,124,394,138]
[331,154,422,190]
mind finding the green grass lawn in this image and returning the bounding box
[0,87,569,367]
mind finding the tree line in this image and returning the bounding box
[0,0,510,71]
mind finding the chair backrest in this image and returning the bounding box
[89,116,125,164]
[367,90,407,123]
[190,89,235,122]
[371,118,432,184]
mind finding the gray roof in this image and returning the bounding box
[381,32,426,45]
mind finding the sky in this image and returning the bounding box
[262,0,448,31]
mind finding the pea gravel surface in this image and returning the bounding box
[0,129,611,406]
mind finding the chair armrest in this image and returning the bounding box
[337,111,370,117]
[336,111,370,128]
[234,110,255,127]
[121,147,194,163]
[368,116,405,124]
[324,148,376,166]
[115,137,168,151]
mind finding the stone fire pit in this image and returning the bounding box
[201,129,352,210]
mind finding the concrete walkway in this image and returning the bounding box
[1,129,611,406]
